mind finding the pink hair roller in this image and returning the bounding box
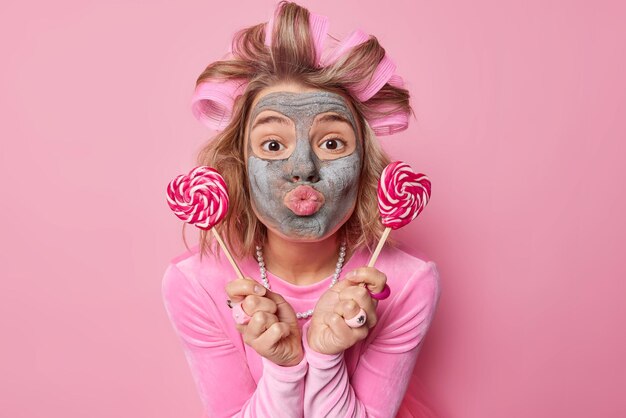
[320,29,369,66]
[352,54,397,102]
[367,74,409,135]
[191,79,247,131]
[320,28,397,102]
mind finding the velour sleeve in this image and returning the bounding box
[302,261,441,418]
[161,263,308,418]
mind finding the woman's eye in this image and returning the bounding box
[261,140,285,152]
[320,138,345,151]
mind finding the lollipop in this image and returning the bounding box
[367,161,431,267]
[166,166,244,279]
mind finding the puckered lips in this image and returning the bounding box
[284,185,325,216]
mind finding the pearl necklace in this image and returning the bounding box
[255,243,347,319]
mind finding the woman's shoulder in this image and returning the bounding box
[367,244,441,301]
[163,243,249,297]
[161,244,247,349]
[359,244,441,350]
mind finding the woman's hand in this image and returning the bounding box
[225,277,303,367]
[307,267,388,355]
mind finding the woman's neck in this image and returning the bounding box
[262,231,344,286]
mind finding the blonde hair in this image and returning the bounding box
[184,1,412,260]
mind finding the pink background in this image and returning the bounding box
[1,0,625,417]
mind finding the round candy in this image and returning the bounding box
[377,161,431,230]
[166,166,229,230]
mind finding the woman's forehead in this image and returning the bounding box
[249,90,357,131]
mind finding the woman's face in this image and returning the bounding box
[244,81,363,242]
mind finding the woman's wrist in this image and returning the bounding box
[277,328,305,366]
[265,336,304,367]
[261,354,308,382]
[303,320,345,359]
[275,350,304,367]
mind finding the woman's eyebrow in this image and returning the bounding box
[251,114,292,130]
[314,113,352,126]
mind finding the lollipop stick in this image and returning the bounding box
[211,228,244,280]
[367,227,391,267]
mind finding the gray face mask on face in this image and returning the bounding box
[247,91,363,240]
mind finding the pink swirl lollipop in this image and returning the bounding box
[166,166,229,230]
[377,161,431,230]
[367,161,431,267]
[166,166,243,279]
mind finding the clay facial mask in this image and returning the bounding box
[247,91,363,240]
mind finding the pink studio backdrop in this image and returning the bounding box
[1,0,624,417]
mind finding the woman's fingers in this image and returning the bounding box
[244,311,290,354]
[255,321,290,348]
[338,285,378,328]
[225,277,267,303]
[244,311,278,343]
[226,279,274,327]
[345,267,387,294]
[262,289,289,308]
[326,309,368,348]
[242,294,278,316]
[262,290,295,322]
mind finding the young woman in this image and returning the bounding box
[162,2,441,417]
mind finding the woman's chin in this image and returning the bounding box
[254,204,356,245]
[268,217,353,244]
[273,229,333,243]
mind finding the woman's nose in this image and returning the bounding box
[289,146,320,183]
[291,172,320,183]
[290,159,320,183]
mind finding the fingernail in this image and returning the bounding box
[254,285,266,295]
[346,271,356,278]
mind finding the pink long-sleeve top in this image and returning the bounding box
[161,244,441,418]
